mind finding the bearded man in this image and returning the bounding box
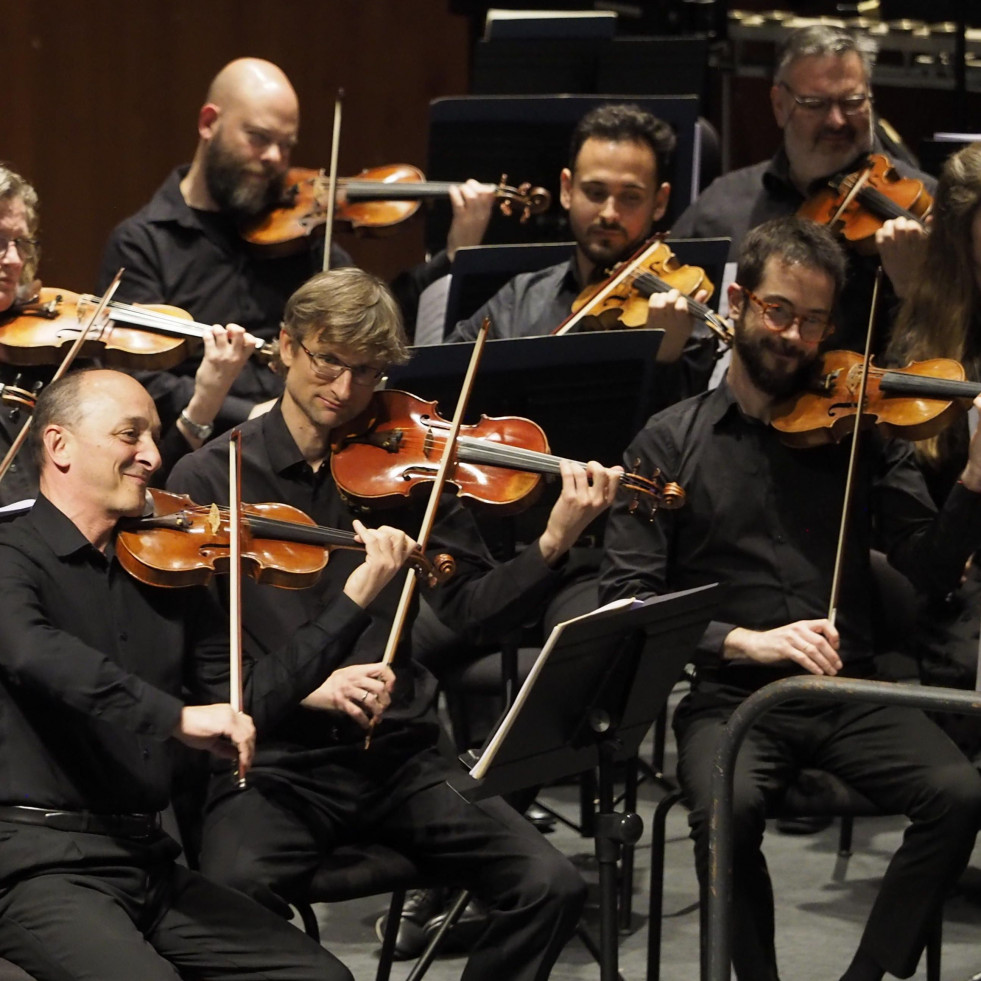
[600,216,981,981]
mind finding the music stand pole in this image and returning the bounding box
[451,584,718,981]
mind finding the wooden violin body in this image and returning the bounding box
[0,288,268,370]
[554,239,733,344]
[798,153,933,255]
[241,165,551,256]
[770,350,976,448]
[330,390,685,519]
[117,488,453,590]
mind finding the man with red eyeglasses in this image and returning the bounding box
[600,217,981,981]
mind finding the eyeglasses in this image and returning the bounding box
[0,236,38,262]
[779,82,872,117]
[742,288,834,344]
[298,342,385,387]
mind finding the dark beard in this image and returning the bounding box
[203,138,284,222]
[734,327,819,399]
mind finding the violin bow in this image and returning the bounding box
[321,89,344,274]
[365,318,491,748]
[228,429,247,787]
[826,268,883,627]
[0,268,124,487]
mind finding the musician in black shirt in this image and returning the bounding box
[0,368,405,979]
[600,217,981,981]
[167,266,622,981]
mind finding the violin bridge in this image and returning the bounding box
[207,502,221,536]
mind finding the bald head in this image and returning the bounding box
[206,58,297,116]
[33,369,161,544]
[184,57,299,217]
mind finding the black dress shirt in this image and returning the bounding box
[167,402,567,770]
[0,493,373,813]
[599,380,981,690]
[97,167,354,428]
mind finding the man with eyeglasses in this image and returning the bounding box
[601,216,981,981]
[167,265,623,981]
[671,24,933,354]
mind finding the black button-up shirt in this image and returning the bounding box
[0,493,374,812]
[97,167,354,428]
[599,380,981,690]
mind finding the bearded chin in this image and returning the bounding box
[204,143,284,221]
[735,331,819,399]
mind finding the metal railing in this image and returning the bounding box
[706,676,981,981]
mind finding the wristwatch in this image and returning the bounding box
[179,409,214,441]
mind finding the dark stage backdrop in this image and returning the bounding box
[4,0,471,292]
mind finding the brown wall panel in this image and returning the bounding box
[4,0,471,295]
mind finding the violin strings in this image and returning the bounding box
[376,430,663,497]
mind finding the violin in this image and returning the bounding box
[329,389,685,519]
[0,288,270,370]
[553,239,734,344]
[770,350,979,449]
[798,153,933,255]
[116,488,455,590]
[241,165,552,256]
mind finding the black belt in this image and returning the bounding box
[0,805,160,838]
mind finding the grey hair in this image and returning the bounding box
[774,25,876,83]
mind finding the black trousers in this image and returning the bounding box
[199,737,586,981]
[674,684,981,981]
[0,823,350,981]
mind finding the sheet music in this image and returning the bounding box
[469,596,641,780]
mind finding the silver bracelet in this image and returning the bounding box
[179,409,213,441]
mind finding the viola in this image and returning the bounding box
[329,389,685,519]
[770,350,978,448]
[116,488,455,590]
[241,165,552,255]
[798,153,933,255]
[553,239,734,344]
[0,288,270,370]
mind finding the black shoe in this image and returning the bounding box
[424,896,490,953]
[775,814,833,835]
[375,887,446,960]
[525,802,556,833]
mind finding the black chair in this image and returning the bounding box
[648,552,940,980]
[647,769,944,981]
[293,843,471,981]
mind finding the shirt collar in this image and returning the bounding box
[261,400,309,475]
[28,494,106,561]
[763,143,886,198]
[143,166,229,236]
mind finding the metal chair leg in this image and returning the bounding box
[404,889,471,981]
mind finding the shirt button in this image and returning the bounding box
[142,749,150,760]
[119,631,128,642]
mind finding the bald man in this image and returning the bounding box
[97,58,354,432]
[0,367,398,981]
[99,58,494,432]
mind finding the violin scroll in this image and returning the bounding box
[623,460,686,521]
[494,176,551,223]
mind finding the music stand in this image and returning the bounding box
[450,583,718,981]
[424,94,702,252]
[441,236,731,340]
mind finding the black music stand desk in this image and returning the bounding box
[450,583,718,981]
